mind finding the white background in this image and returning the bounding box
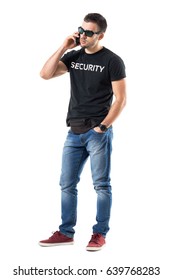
[0,0,172,279]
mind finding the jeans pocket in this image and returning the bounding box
[91,128,106,135]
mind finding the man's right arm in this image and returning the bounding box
[40,33,79,80]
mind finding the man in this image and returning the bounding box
[39,13,126,251]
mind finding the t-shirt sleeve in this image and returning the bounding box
[60,50,76,70]
[109,55,126,81]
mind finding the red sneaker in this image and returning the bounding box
[86,233,105,251]
[39,231,74,247]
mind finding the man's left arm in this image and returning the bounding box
[94,78,126,132]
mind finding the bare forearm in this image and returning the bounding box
[40,45,67,79]
[102,98,126,127]
[40,33,79,80]
[94,79,126,133]
[102,79,126,127]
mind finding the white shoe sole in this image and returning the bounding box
[86,244,105,251]
[39,241,74,247]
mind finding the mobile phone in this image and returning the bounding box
[76,35,80,45]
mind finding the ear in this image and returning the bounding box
[98,33,104,41]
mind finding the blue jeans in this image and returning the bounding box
[59,127,113,238]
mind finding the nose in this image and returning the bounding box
[81,32,87,38]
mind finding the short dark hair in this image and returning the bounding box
[84,13,107,33]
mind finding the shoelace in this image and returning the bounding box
[49,231,60,238]
[90,234,102,244]
[51,231,60,235]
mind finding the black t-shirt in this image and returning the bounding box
[61,47,126,133]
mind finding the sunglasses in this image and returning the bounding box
[78,26,101,37]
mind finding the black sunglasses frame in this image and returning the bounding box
[78,26,101,37]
